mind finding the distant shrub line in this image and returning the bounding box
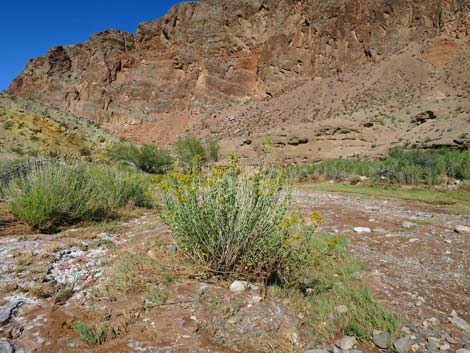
[287,148,470,185]
[108,136,220,174]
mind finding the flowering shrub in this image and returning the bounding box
[157,156,324,284]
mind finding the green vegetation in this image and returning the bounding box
[108,143,173,174]
[72,321,107,346]
[300,183,470,207]
[3,162,151,232]
[159,156,324,284]
[272,234,400,341]
[174,135,220,169]
[288,148,470,185]
[174,135,208,168]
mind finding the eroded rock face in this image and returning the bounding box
[8,0,470,129]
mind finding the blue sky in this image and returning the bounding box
[0,0,189,91]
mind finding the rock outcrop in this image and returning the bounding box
[8,0,470,128]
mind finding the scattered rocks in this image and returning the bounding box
[455,225,470,234]
[372,331,391,349]
[394,337,412,353]
[0,340,14,353]
[450,316,470,331]
[335,336,357,350]
[353,227,371,234]
[230,280,247,293]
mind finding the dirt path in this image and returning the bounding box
[293,189,470,348]
[0,190,469,352]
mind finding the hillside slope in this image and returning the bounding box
[0,94,120,159]
[6,0,470,162]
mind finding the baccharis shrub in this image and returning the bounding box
[157,154,324,284]
[4,162,151,232]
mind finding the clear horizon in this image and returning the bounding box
[0,0,188,91]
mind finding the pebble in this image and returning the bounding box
[450,316,470,331]
[0,340,14,353]
[165,245,178,255]
[456,350,470,353]
[372,331,391,349]
[304,350,329,353]
[410,343,420,352]
[455,225,470,233]
[335,305,348,314]
[335,336,357,350]
[439,343,450,351]
[230,280,247,293]
[402,221,416,229]
[0,301,21,326]
[353,227,371,234]
[394,337,412,353]
[441,255,453,264]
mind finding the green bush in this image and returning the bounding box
[174,136,207,168]
[287,148,470,185]
[206,137,220,162]
[108,143,173,174]
[4,162,151,232]
[158,157,322,284]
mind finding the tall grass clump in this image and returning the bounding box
[287,148,470,185]
[108,143,173,174]
[3,162,151,232]
[158,155,322,284]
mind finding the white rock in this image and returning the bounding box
[336,336,357,350]
[402,221,415,229]
[230,280,247,293]
[336,305,348,314]
[354,227,371,234]
[455,225,470,233]
[439,343,450,351]
[450,316,470,331]
[456,350,470,353]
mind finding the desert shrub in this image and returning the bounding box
[3,162,151,232]
[158,156,322,284]
[287,148,470,185]
[174,136,207,168]
[206,137,220,162]
[108,143,173,174]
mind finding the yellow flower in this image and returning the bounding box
[219,197,225,204]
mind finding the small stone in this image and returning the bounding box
[402,221,415,229]
[456,350,470,353]
[394,337,412,353]
[455,225,470,233]
[441,255,453,264]
[304,350,329,353]
[303,277,315,288]
[0,301,21,326]
[439,343,450,351]
[450,316,470,331]
[410,343,420,352]
[354,227,371,234]
[166,245,178,255]
[372,331,391,349]
[230,280,247,293]
[336,305,348,314]
[335,336,357,350]
[426,341,439,352]
[409,238,419,243]
[0,340,14,353]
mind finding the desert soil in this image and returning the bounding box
[0,189,469,353]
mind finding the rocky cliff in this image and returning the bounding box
[7,0,470,160]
